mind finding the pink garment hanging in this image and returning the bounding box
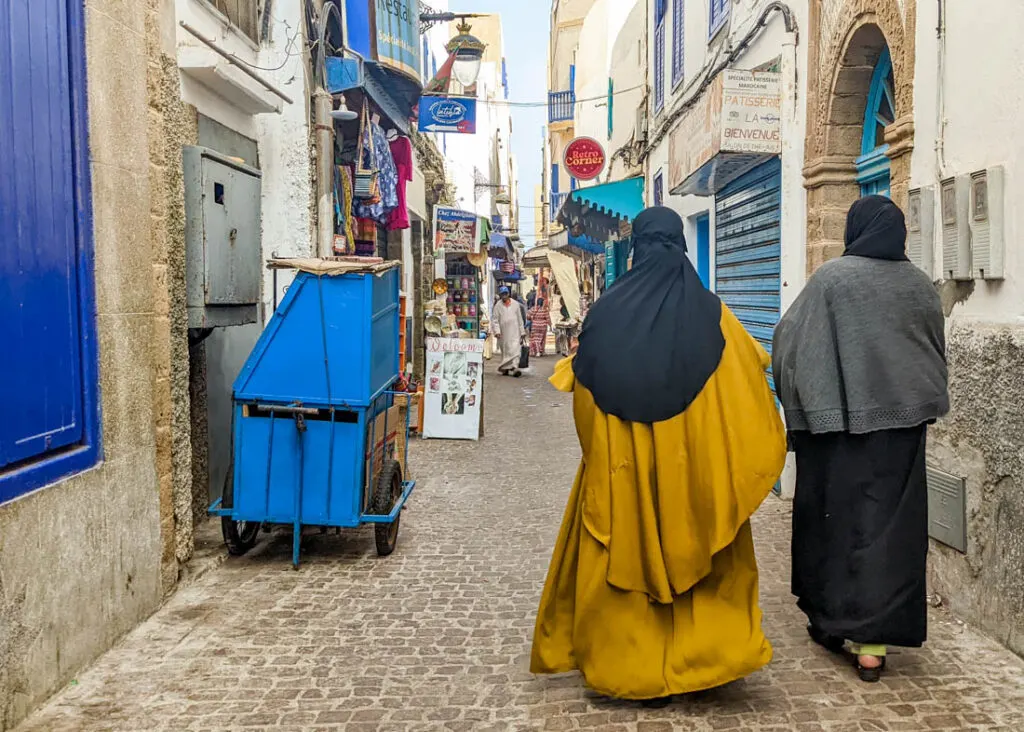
[386,136,414,231]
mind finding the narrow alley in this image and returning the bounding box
[15,360,1024,732]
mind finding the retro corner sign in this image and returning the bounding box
[563,137,606,181]
[418,96,478,134]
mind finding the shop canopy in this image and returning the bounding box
[488,232,514,260]
[549,229,604,256]
[556,176,646,243]
[326,56,421,135]
[522,244,551,268]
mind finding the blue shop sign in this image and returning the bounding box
[374,0,421,80]
[417,96,477,134]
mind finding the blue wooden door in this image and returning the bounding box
[695,214,711,287]
[857,47,894,198]
[0,0,95,486]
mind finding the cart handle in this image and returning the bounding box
[253,404,321,416]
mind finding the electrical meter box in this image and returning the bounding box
[940,175,971,281]
[184,146,263,328]
[906,187,935,279]
[970,166,1005,280]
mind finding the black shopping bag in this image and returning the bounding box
[519,345,530,369]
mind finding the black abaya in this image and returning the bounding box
[790,426,929,647]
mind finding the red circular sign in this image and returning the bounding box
[563,137,606,181]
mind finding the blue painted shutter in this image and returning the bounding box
[714,159,782,363]
[709,0,729,35]
[551,164,559,194]
[672,0,685,86]
[0,0,86,467]
[654,1,666,113]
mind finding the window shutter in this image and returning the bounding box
[654,22,666,112]
[672,0,685,86]
[709,0,730,35]
[1,0,87,469]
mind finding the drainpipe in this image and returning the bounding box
[314,86,335,258]
[779,25,802,310]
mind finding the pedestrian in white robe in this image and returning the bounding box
[492,286,526,376]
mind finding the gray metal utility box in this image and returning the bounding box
[184,146,262,328]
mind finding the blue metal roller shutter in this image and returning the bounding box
[714,158,782,388]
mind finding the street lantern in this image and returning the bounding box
[495,191,512,219]
[446,20,486,88]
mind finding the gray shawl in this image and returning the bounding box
[772,256,948,435]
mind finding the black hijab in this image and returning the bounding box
[843,195,908,261]
[572,207,724,423]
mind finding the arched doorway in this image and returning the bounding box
[857,46,895,197]
[803,6,916,274]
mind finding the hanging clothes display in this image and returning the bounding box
[333,165,356,255]
[386,135,414,231]
[353,115,399,225]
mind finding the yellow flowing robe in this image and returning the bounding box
[530,307,787,700]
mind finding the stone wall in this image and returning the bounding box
[145,3,197,591]
[0,0,189,727]
[928,324,1024,655]
[803,0,916,274]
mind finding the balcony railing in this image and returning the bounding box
[549,191,568,222]
[548,91,575,123]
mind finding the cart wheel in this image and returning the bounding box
[221,461,259,556]
[372,460,403,557]
[222,517,260,556]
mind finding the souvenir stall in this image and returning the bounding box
[327,91,414,259]
[429,206,490,340]
[445,257,482,336]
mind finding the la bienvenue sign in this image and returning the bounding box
[563,137,606,181]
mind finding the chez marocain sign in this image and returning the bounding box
[563,137,606,181]
[669,69,782,196]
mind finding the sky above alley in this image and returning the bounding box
[452,0,549,248]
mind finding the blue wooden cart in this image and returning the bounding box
[210,261,415,567]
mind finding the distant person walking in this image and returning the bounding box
[492,286,526,377]
[773,195,949,683]
[528,298,551,357]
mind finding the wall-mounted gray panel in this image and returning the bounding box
[927,465,967,553]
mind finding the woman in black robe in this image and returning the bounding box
[773,196,949,682]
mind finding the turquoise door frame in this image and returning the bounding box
[857,47,895,197]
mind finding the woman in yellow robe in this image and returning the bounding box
[530,207,786,701]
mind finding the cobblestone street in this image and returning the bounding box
[15,359,1024,732]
